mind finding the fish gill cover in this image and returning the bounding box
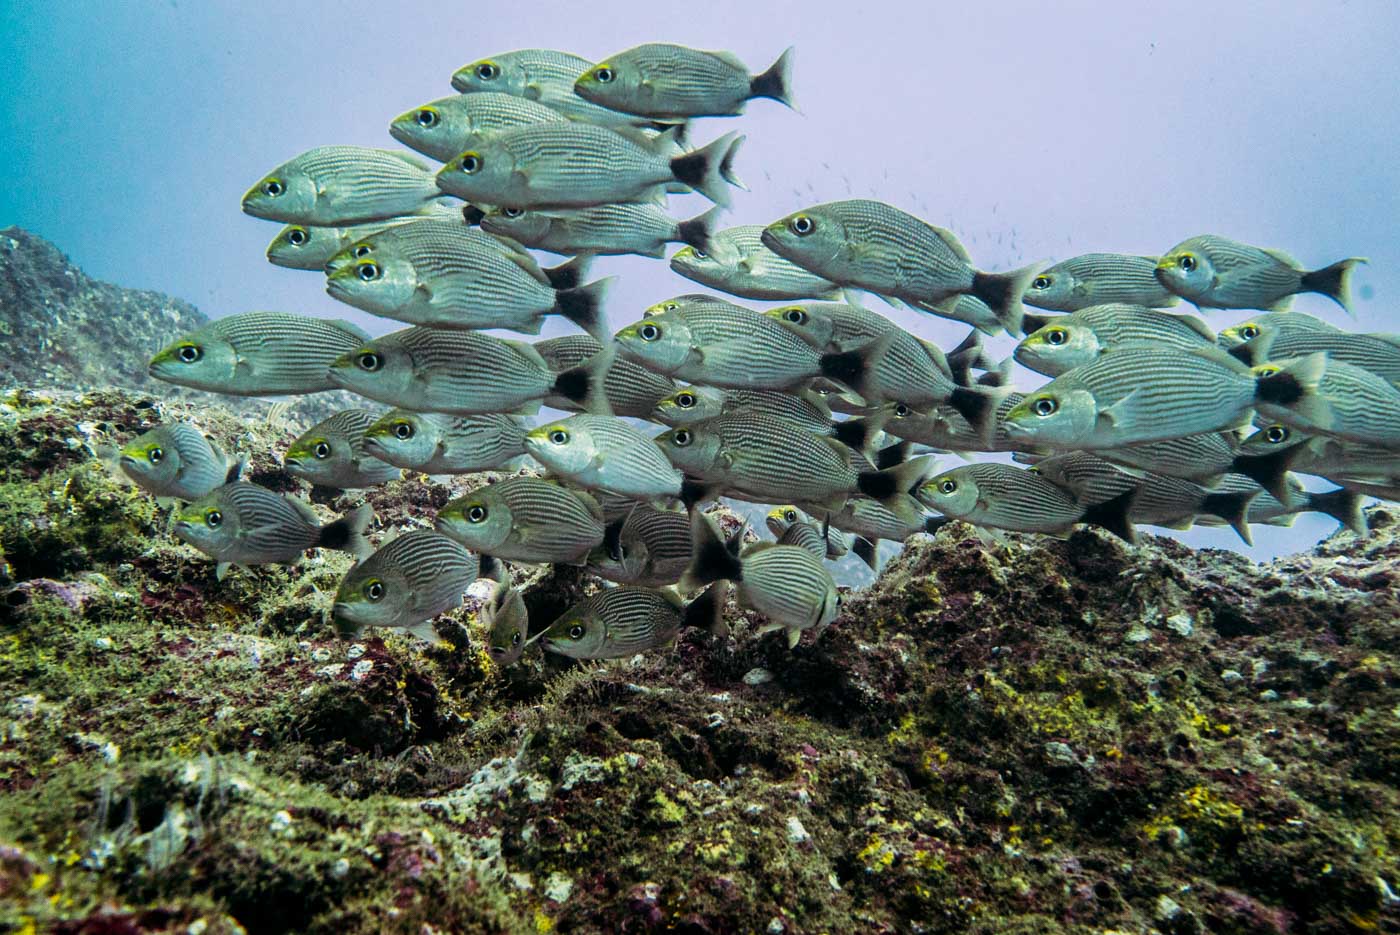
[0,27,1397,935]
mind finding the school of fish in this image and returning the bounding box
[130,42,1391,663]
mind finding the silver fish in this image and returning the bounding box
[436,123,743,209]
[1025,254,1180,311]
[327,327,612,416]
[1015,305,1215,377]
[480,203,718,258]
[541,585,721,660]
[883,393,1029,454]
[1156,235,1365,314]
[803,496,941,549]
[1215,310,1340,349]
[575,44,794,118]
[765,505,852,561]
[333,530,478,641]
[682,512,837,649]
[652,385,833,434]
[1241,422,1400,486]
[483,570,530,666]
[584,504,693,587]
[321,214,531,277]
[119,422,240,501]
[1252,356,1400,450]
[150,313,369,397]
[916,462,1135,541]
[174,484,371,579]
[534,334,676,418]
[451,49,664,129]
[1228,324,1400,385]
[241,146,446,225]
[362,410,529,474]
[669,224,845,301]
[389,92,568,162]
[525,416,683,500]
[283,409,401,489]
[762,200,1039,335]
[266,208,460,271]
[437,477,605,565]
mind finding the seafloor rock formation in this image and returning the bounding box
[0,387,1396,934]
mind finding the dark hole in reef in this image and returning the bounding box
[5,589,29,607]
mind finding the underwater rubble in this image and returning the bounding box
[1,385,1396,934]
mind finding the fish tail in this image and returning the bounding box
[976,357,1015,389]
[945,328,995,384]
[478,553,503,583]
[679,478,718,511]
[1019,312,1054,337]
[462,204,487,226]
[852,536,879,571]
[1308,487,1368,537]
[683,581,731,637]
[750,46,796,109]
[1226,328,1278,367]
[680,512,744,591]
[1200,490,1259,546]
[819,331,894,400]
[224,455,247,485]
[1229,447,1300,503]
[676,204,724,254]
[968,262,1040,336]
[923,514,951,536]
[946,385,1004,446]
[552,276,613,342]
[1300,257,1367,317]
[671,131,745,207]
[1079,488,1139,545]
[875,439,912,470]
[830,409,889,461]
[552,344,614,416]
[857,455,934,504]
[1254,351,1331,429]
[542,256,592,291]
[318,503,374,559]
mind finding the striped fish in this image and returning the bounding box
[586,487,654,524]
[1015,305,1215,376]
[389,92,568,162]
[363,410,529,474]
[1095,432,1247,483]
[670,225,845,301]
[762,200,1039,335]
[652,385,833,434]
[241,146,446,225]
[1207,473,1366,536]
[435,123,744,209]
[483,570,530,666]
[917,462,1137,542]
[333,530,478,641]
[585,504,693,587]
[481,203,719,258]
[1216,310,1340,348]
[575,44,795,118]
[541,587,694,659]
[149,312,368,396]
[1241,423,1399,485]
[682,512,838,649]
[525,416,683,499]
[119,422,239,501]
[1003,345,1318,449]
[1229,326,1400,385]
[1157,235,1365,314]
[1254,356,1400,450]
[174,484,372,579]
[1025,254,1180,311]
[534,334,676,418]
[436,477,605,564]
[766,506,854,562]
[451,49,664,129]
[804,496,943,553]
[322,214,534,276]
[266,205,462,271]
[884,393,1028,454]
[325,222,610,339]
[327,326,611,416]
[284,409,402,489]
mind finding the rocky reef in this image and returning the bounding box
[1,384,1396,934]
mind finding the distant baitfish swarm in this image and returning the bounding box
[116,41,1388,662]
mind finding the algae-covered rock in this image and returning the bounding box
[0,385,1397,934]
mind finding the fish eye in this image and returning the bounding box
[893,403,910,418]
[789,215,815,236]
[357,261,382,282]
[357,351,382,372]
[503,207,524,218]
[1241,325,1260,340]
[781,307,807,324]
[639,322,662,341]
[785,510,797,522]
[1178,254,1197,272]
[1045,328,1068,346]
[287,228,308,246]
[594,66,615,83]
[467,504,488,523]
[415,108,439,128]
[365,579,385,601]
[353,244,372,259]
[148,446,163,464]
[673,429,692,447]
[675,392,696,408]
[1032,397,1058,417]
[939,479,957,495]
[1032,275,1052,290]
[549,429,569,445]
[177,344,203,363]
[459,153,482,174]
[1255,365,1280,376]
[261,179,284,197]
[205,508,222,528]
[511,632,521,645]
[313,441,331,459]
[693,248,707,258]
[476,62,499,80]
[1265,425,1290,443]
[392,421,414,440]
[568,623,586,640]
[661,302,679,311]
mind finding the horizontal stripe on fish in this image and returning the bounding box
[1025,254,1179,311]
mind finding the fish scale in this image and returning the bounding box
[672,225,842,299]
[496,124,664,183]
[575,587,681,653]
[816,200,969,294]
[442,478,603,561]
[217,485,323,554]
[1037,306,1212,347]
[689,414,857,499]
[1249,330,1400,384]
[535,334,675,416]
[456,50,649,127]
[158,423,226,482]
[372,532,479,612]
[614,51,748,107]
[1026,255,1178,310]
[1098,432,1242,480]
[739,546,836,628]
[620,507,692,564]
[1262,359,1400,448]
[366,411,528,473]
[168,313,366,393]
[672,302,823,383]
[947,463,1084,529]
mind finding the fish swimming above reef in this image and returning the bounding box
[283,409,402,490]
[119,422,242,501]
[334,530,480,642]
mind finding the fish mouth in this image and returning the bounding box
[119,454,138,468]
[283,457,302,468]
[1001,422,1032,437]
[332,602,358,621]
